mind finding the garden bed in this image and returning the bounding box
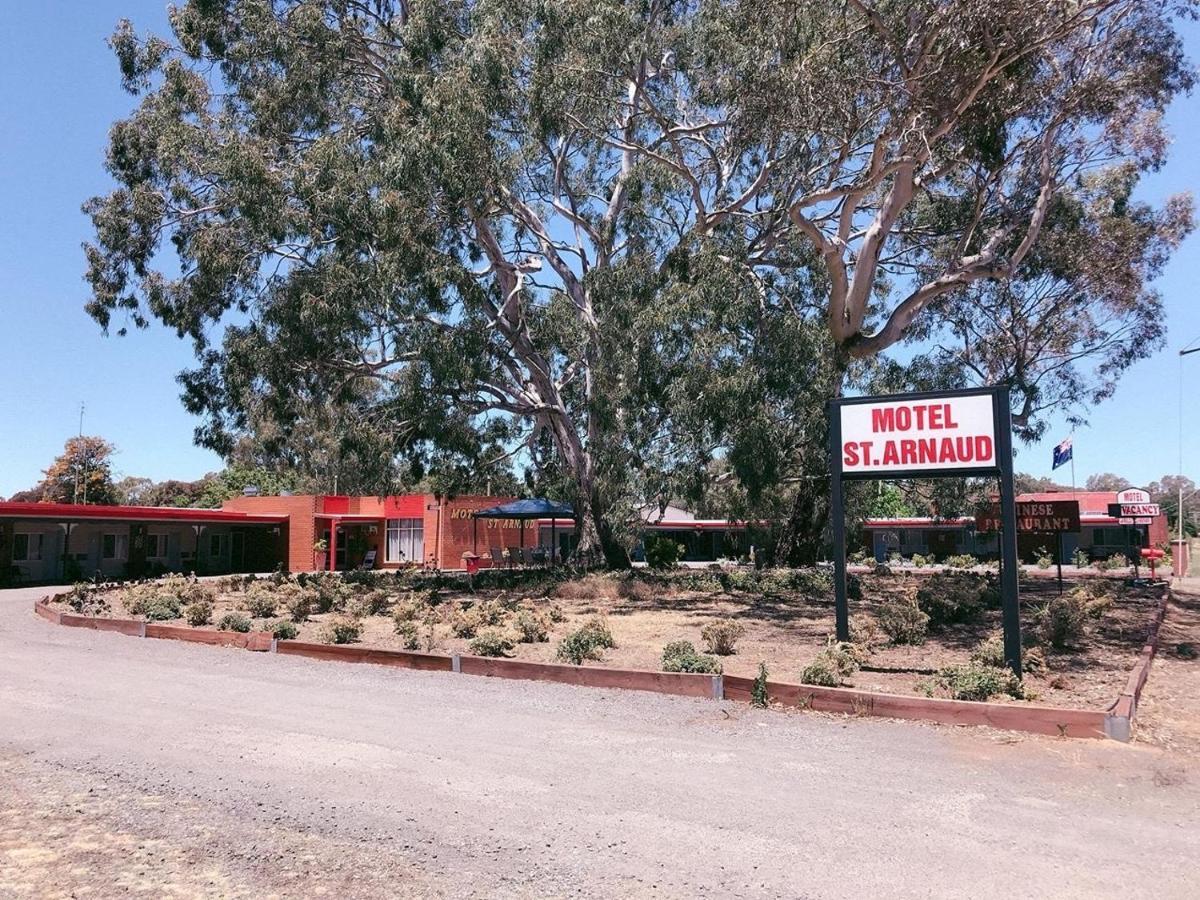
[47,566,1164,711]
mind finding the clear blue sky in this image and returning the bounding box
[2,3,1199,499]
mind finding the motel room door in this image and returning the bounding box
[230,532,246,572]
[927,531,958,561]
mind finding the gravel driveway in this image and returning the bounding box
[2,585,1197,898]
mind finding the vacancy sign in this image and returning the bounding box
[839,393,997,474]
[1108,489,1160,519]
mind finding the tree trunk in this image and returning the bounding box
[774,479,830,566]
[571,482,632,569]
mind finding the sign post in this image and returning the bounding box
[976,499,1081,596]
[830,386,1022,676]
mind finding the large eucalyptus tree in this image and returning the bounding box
[86,1,1194,564]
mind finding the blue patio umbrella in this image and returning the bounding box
[471,498,575,565]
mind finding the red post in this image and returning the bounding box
[328,525,338,572]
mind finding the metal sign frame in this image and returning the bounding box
[829,385,1023,676]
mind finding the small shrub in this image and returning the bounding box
[1035,547,1053,570]
[547,604,567,624]
[555,573,619,600]
[970,635,1008,668]
[943,553,979,569]
[916,573,989,629]
[123,587,181,621]
[577,617,615,649]
[1174,642,1197,660]
[700,619,745,656]
[877,599,929,645]
[391,595,425,624]
[284,586,314,623]
[185,600,213,627]
[1096,554,1129,571]
[1034,587,1111,650]
[751,662,769,708]
[311,576,349,613]
[512,609,549,643]
[469,628,515,657]
[615,575,657,603]
[800,656,840,686]
[270,620,299,640]
[555,619,616,665]
[848,616,881,650]
[323,616,362,644]
[935,663,1025,701]
[661,640,721,674]
[217,612,251,633]
[910,554,929,569]
[395,619,420,650]
[643,534,685,570]
[64,583,108,615]
[1071,547,1090,568]
[351,589,392,617]
[801,639,864,687]
[241,584,278,618]
[450,606,484,638]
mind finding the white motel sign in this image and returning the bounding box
[838,392,997,474]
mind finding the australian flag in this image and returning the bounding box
[1052,437,1073,470]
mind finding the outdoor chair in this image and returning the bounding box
[489,546,505,569]
[521,547,535,566]
[532,547,547,566]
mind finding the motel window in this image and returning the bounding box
[386,518,424,564]
[102,533,128,561]
[13,533,43,562]
[146,534,166,558]
[209,533,229,558]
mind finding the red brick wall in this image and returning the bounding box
[223,495,318,572]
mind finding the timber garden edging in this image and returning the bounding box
[33,588,1171,742]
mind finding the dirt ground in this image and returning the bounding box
[1133,579,1200,754]
[50,567,1163,711]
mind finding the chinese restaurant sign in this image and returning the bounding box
[838,393,996,475]
[976,500,1080,534]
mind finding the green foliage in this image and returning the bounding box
[36,435,118,505]
[450,607,484,639]
[868,484,913,519]
[910,554,930,569]
[123,586,180,621]
[932,663,1025,702]
[643,536,684,570]
[799,656,841,687]
[943,554,979,570]
[85,0,1196,566]
[269,620,299,640]
[512,609,549,643]
[64,583,108,615]
[916,573,991,629]
[700,619,745,656]
[661,640,721,674]
[185,600,213,627]
[1034,586,1112,649]
[217,612,251,633]
[556,618,616,665]
[801,639,865,687]
[1072,547,1090,568]
[877,600,929,645]
[394,619,421,650]
[469,628,515,658]
[351,589,392,617]
[1035,547,1054,570]
[751,662,769,708]
[323,616,362,645]
[241,584,278,619]
[1096,554,1130,571]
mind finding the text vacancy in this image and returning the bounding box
[839,393,997,474]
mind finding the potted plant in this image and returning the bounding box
[313,538,329,571]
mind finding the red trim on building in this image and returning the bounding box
[0,501,286,524]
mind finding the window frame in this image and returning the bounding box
[385,518,424,564]
[12,532,43,562]
[102,532,128,561]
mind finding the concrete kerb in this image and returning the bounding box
[32,586,1175,741]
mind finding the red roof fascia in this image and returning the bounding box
[0,501,287,524]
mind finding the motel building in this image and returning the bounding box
[1,494,752,583]
[861,490,1170,563]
